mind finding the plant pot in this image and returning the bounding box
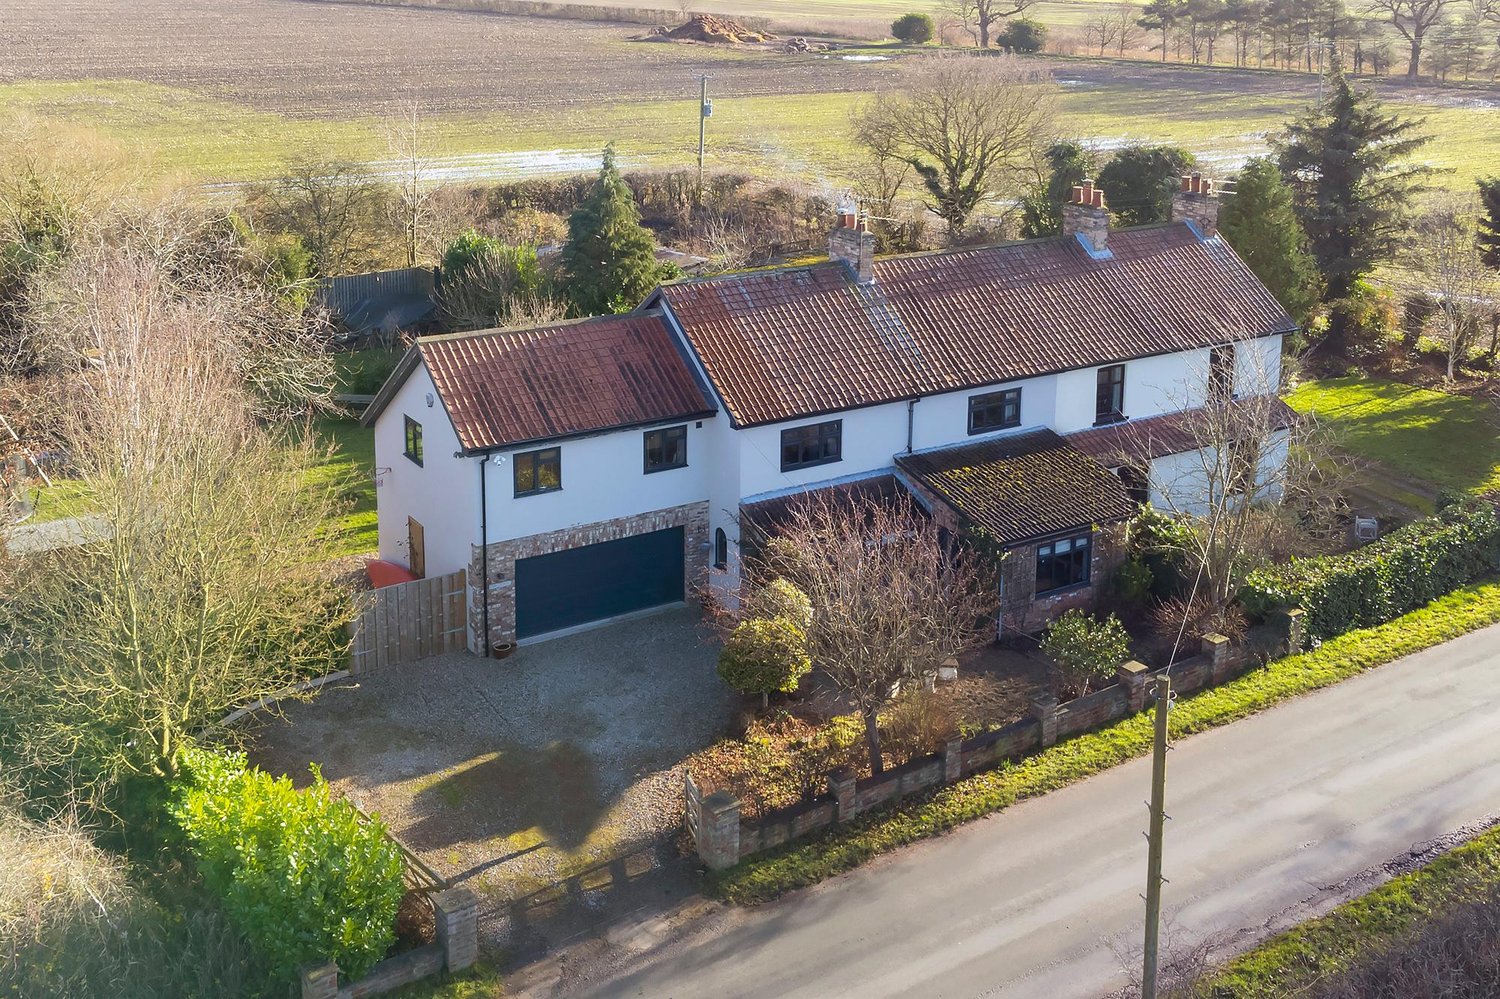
[491,642,516,660]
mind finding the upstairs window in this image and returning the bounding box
[968,388,1022,434]
[1095,365,1126,426]
[1209,345,1236,406]
[780,420,842,472]
[514,446,562,497]
[1036,532,1093,594]
[403,416,424,466]
[643,425,688,473]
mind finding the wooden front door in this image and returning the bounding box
[407,516,426,578]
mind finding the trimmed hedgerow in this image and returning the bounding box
[169,747,406,984]
[1240,504,1500,641]
[710,579,1500,904]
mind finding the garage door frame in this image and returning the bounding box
[514,525,687,641]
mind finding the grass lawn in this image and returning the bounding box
[26,415,378,559]
[1199,821,1500,996]
[1286,377,1500,497]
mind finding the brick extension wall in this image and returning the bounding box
[467,501,710,652]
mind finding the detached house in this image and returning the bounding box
[365,175,1297,653]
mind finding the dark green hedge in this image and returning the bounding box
[1241,505,1500,641]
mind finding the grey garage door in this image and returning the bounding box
[514,526,686,640]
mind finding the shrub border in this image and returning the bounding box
[709,579,1500,904]
[1196,820,1500,996]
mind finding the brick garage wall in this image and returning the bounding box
[467,501,710,652]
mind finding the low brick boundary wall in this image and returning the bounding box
[688,616,1303,869]
[298,888,478,999]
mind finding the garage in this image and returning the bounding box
[514,526,686,640]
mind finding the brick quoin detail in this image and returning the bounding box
[468,501,710,651]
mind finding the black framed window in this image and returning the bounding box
[714,528,728,570]
[780,420,842,472]
[968,388,1022,434]
[403,416,424,466]
[1095,365,1126,425]
[1035,532,1093,594]
[513,446,561,497]
[643,425,688,473]
[1209,345,1236,406]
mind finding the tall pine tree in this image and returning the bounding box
[561,144,663,316]
[1274,63,1432,355]
[1096,144,1198,226]
[1219,158,1320,322]
[1478,176,1500,270]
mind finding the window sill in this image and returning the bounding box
[404,453,423,467]
[644,463,688,475]
[514,487,562,499]
[1092,414,1128,428]
[968,422,1021,436]
[781,456,843,474]
[1035,580,1093,599]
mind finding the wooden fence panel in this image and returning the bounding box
[350,571,467,674]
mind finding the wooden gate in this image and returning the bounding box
[350,570,467,673]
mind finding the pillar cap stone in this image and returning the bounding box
[1118,660,1149,676]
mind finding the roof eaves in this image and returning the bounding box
[458,407,719,457]
[360,345,423,428]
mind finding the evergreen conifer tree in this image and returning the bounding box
[1274,64,1432,354]
[1219,157,1320,322]
[1095,144,1197,226]
[561,144,662,316]
[1478,176,1500,270]
[1020,140,1096,238]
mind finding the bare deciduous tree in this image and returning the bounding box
[1108,341,1347,616]
[854,57,1057,241]
[1401,193,1500,379]
[0,246,349,809]
[386,103,440,268]
[944,0,1040,47]
[1086,10,1122,54]
[256,156,389,276]
[756,492,998,774]
[1364,0,1463,77]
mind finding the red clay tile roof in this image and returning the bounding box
[660,224,1295,428]
[1067,397,1299,465]
[416,312,714,452]
[895,429,1136,546]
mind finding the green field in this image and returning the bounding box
[4,69,1495,190]
[1287,377,1500,497]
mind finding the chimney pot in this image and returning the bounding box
[1070,185,1085,205]
[1180,175,1192,192]
[1092,189,1105,209]
[1081,178,1094,202]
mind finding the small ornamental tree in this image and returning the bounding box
[996,16,1047,52]
[561,143,665,316]
[748,577,814,632]
[891,12,935,43]
[718,617,813,710]
[169,747,406,984]
[1040,610,1131,698]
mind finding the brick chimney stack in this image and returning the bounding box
[829,207,876,284]
[1061,178,1110,255]
[1171,172,1219,236]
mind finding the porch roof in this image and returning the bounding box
[895,429,1136,547]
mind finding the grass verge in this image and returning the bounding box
[1196,821,1500,997]
[710,579,1500,904]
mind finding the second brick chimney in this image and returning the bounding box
[829,207,876,284]
[1062,178,1110,256]
[1171,172,1220,236]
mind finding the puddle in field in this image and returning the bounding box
[360,148,608,182]
[839,54,889,62]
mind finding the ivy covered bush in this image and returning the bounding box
[1240,504,1500,641]
[169,747,405,984]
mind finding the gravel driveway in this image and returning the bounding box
[251,606,729,948]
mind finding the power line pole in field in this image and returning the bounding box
[696,73,711,206]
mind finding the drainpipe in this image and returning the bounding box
[478,456,490,657]
[906,398,920,453]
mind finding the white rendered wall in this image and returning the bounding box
[1147,428,1292,516]
[373,363,477,578]
[483,418,715,542]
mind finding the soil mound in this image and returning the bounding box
[656,13,774,44]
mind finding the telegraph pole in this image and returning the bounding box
[1142,673,1172,999]
[696,74,711,207]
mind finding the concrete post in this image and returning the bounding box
[1117,660,1150,713]
[1031,693,1059,748]
[1201,632,1231,683]
[828,768,857,822]
[432,887,480,972]
[299,962,338,999]
[942,738,963,783]
[698,790,742,870]
[1280,608,1306,654]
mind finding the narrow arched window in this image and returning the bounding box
[714,528,728,570]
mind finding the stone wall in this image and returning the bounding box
[688,628,1280,870]
[299,889,478,999]
[468,500,710,651]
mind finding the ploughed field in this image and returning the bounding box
[0,0,886,117]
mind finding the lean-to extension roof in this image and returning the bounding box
[367,312,714,453]
[659,223,1296,428]
[895,429,1136,547]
